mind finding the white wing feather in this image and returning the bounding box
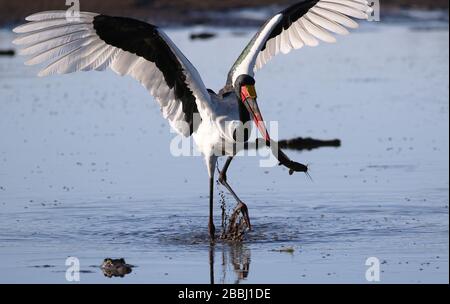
[230,0,372,83]
[13,11,213,136]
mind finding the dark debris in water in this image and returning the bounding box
[0,50,15,57]
[278,137,341,151]
[190,32,217,41]
[246,137,341,152]
[101,258,134,278]
[271,246,295,254]
[29,264,55,268]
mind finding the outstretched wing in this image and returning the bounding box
[227,0,372,85]
[13,11,213,136]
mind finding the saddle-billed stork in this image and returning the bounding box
[13,0,372,241]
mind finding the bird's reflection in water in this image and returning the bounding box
[209,243,251,284]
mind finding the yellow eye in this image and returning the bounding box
[245,85,257,98]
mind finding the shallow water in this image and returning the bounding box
[0,20,448,283]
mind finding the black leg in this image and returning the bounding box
[206,156,217,242]
[220,156,234,176]
[209,244,215,285]
[218,157,251,230]
[209,176,216,242]
[218,157,238,201]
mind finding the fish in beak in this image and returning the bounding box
[240,83,310,176]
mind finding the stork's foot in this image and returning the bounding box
[233,202,251,231]
[227,202,252,241]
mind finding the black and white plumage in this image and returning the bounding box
[13,0,372,241]
[228,0,372,85]
[14,12,212,137]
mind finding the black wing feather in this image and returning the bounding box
[93,15,199,134]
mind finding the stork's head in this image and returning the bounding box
[235,75,271,144]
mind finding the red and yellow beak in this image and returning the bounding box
[241,85,310,176]
[241,85,271,144]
